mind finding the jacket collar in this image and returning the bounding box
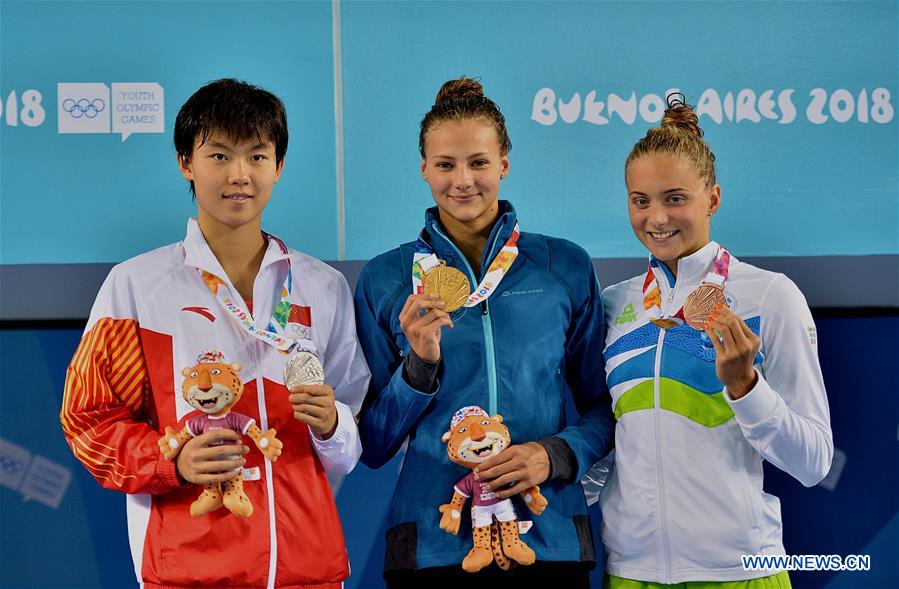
[182,217,291,277]
[421,200,518,276]
[650,240,725,288]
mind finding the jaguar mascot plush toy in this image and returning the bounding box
[439,406,548,573]
[158,350,283,518]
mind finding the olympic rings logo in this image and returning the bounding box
[0,454,28,474]
[62,97,106,119]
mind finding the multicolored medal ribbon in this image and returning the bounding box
[411,223,520,312]
[198,263,312,354]
[643,246,731,330]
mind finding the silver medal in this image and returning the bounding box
[283,350,324,388]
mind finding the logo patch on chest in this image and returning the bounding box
[614,303,639,325]
[182,306,216,322]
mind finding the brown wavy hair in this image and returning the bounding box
[626,93,717,187]
[419,76,511,157]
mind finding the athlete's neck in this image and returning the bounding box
[198,214,267,301]
[438,207,499,277]
[665,239,712,278]
[662,259,678,278]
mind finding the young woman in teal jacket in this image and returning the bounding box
[354,77,615,587]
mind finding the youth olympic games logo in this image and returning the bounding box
[62,97,106,119]
[57,82,164,139]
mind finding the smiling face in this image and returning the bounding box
[625,154,721,274]
[421,119,509,234]
[442,413,511,470]
[181,361,244,416]
[178,133,284,235]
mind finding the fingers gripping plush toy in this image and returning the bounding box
[157,350,283,518]
[438,406,548,573]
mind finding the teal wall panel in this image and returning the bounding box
[1,1,339,263]
[341,1,898,259]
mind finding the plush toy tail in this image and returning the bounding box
[491,518,515,571]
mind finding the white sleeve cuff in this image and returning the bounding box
[725,369,781,427]
[308,400,361,475]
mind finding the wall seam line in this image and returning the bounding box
[332,0,346,260]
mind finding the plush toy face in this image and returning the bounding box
[442,414,511,470]
[181,361,243,416]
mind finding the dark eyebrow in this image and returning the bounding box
[663,187,689,194]
[205,142,269,151]
[432,152,491,160]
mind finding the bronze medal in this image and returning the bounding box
[683,284,727,330]
[423,264,470,313]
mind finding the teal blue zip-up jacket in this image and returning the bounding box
[354,202,614,572]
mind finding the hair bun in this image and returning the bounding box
[662,92,704,138]
[435,76,484,105]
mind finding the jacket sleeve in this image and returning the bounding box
[310,273,371,475]
[308,401,361,475]
[354,259,438,469]
[551,244,616,482]
[724,274,833,487]
[60,268,182,495]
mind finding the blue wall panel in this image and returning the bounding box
[1,1,339,263]
[341,1,897,259]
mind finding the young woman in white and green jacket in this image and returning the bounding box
[598,94,833,589]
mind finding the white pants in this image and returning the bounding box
[471,498,516,528]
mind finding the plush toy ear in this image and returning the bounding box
[181,367,192,377]
[441,430,452,443]
[230,362,242,373]
[491,414,503,424]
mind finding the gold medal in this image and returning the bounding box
[422,263,470,312]
[683,284,727,330]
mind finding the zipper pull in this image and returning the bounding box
[481,301,488,315]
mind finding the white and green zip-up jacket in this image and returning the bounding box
[599,241,833,584]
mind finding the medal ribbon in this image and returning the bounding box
[199,263,308,353]
[642,246,731,329]
[412,223,521,307]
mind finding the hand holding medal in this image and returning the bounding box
[703,306,760,400]
[399,293,455,363]
[285,352,338,439]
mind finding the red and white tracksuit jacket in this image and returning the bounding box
[61,218,370,589]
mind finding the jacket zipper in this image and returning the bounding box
[653,328,672,583]
[432,224,502,415]
[481,299,498,415]
[654,266,675,583]
[254,337,278,589]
